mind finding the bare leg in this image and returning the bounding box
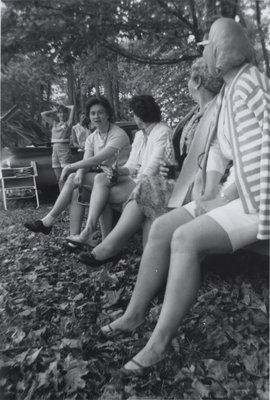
[53,167,63,191]
[93,200,145,260]
[71,174,135,244]
[41,173,78,227]
[69,189,86,235]
[68,173,97,235]
[142,218,153,248]
[101,207,193,334]
[124,215,233,370]
[99,204,114,240]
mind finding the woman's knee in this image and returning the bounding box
[65,172,77,187]
[94,172,108,186]
[171,226,198,255]
[149,215,172,243]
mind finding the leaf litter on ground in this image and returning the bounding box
[0,201,268,400]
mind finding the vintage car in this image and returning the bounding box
[1,105,138,194]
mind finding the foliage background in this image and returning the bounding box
[1,1,269,399]
[1,0,270,126]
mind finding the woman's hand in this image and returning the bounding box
[195,194,228,217]
[101,165,113,179]
[101,166,118,183]
[61,164,73,182]
[159,160,169,178]
[74,169,84,186]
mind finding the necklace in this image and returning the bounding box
[99,123,111,147]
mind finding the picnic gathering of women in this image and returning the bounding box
[24,18,270,375]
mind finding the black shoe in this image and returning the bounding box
[24,220,52,235]
[78,251,122,268]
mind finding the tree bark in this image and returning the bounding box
[67,63,76,105]
[220,0,237,18]
[255,0,270,77]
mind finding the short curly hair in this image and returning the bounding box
[85,96,114,122]
[130,95,161,123]
[191,57,223,94]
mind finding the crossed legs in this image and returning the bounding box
[41,172,96,232]
[68,173,136,245]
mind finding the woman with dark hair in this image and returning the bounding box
[99,18,269,374]
[66,94,172,252]
[85,96,114,123]
[41,104,74,190]
[129,94,161,123]
[24,96,131,239]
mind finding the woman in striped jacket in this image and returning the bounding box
[100,18,270,374]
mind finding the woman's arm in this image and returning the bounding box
[139,127,171,178]
[66,105,75,127]
[41,110,57,125]
[69,146,118,171]
[196,175,239,216]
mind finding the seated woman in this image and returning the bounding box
[76,58,224,267]
[67,95,173,250]
[24,96,131,236]
[100,18,270,373]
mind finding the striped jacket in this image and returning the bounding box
[203,64,270,240]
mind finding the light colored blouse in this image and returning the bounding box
[84,123,131,167]
[51,121,70,143]
[123,122,173,182]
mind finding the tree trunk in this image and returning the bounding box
[220,0,238,18]
[188,0,200,42]
[104,61,114,108]
[204,0,218,33]
[255,0,270,77]
[67,63,76,105]
[112,57,120,119]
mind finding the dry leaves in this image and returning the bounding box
[0,203,268,399]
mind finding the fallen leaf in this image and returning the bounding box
[11,328,26,344]
[26,348,42,366]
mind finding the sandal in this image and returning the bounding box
[66,238,91,251]
[100,320,144,339]
[63,241,81,252]
[120,356,165,377]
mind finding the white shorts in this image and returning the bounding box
[183,198,259,252]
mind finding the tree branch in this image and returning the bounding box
[154,0,193,29]
[101,39,198,65]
